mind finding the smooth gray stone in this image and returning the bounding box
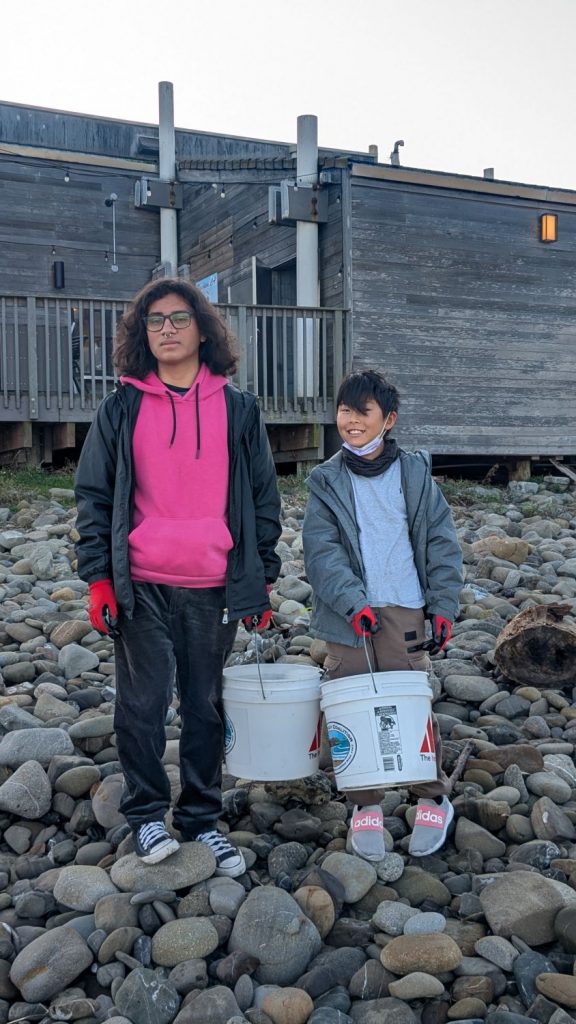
[115,967,180,1024]
[513,951,557,1008]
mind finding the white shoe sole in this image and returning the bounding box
[215,856,246,878]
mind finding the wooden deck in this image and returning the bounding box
[0,295,350,430]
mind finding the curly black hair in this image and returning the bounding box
[114,278,239,378]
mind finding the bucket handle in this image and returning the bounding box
[362,632,379,695]
[254,633,267,701]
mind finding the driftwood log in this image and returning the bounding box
[494,603,576,686]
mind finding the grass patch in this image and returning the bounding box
[438,479,507,509]
[0,467,76,509]
[277,474,308,507]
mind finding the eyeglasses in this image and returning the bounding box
[143,311,194,332]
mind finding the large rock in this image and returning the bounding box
[10,925,93,1001]
[0,727,73,766]
[151,919,220,966]
[53,866,119,911]
[91,773,126,828]
[228,887,322,984]
[173,985,240,1023]
[115,967,180,1024]
[320,852,377,903]
[0,760,52,818]
[58,643,100,679]
[381,934,463,975]
[479,873,576,944]
[110,842,215,891]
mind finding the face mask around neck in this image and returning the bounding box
[341,415,391,456]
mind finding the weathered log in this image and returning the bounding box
[494,603,576,686]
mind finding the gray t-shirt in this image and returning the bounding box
[348,459,424,608]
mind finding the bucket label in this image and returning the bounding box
[224,712,236,755]
[309,716,322,760]
[419,716,437,762]
[374,704,403,772]
[327,721,357,774]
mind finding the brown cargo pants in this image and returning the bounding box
[322,605,450,805]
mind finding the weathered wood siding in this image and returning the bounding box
[0,157,159,298]
[179,180,296,302]
[0,101,291,160]
[179,177,345,308]
[349,176,576,455]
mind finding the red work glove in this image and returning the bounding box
[88,580,118,635]
[352,606,380,637]
[429,615,452,654]
[243,585,274,634]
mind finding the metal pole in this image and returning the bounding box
[296,115,319,399]
[159,81,178,276]
[296,114,319,307]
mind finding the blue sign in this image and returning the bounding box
[196,272,218,302]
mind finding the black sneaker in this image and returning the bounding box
[133,821,180,865]
[195,829,246,877]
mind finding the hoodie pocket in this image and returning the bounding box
[128,516,233,581]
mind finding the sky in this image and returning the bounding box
[3,0,576,190]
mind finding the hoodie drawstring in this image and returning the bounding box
[195,383,201,459]
[166,390,177,448]
[164,384,201,456]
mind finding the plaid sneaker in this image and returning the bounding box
[349,804,385,863]
[408,796,454,857]
[196,830,246,877]
[133,821,179,865]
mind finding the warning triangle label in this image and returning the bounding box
[420,716,436,755]
[309,717,322,753]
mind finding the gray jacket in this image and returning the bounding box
[302,449,463,647]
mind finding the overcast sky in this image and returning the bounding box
[3,0,575,190]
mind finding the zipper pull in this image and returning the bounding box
[222,608,229,624]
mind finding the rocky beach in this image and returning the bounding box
[0,475,576,1024]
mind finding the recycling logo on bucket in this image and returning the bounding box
[327,721,357,774]
[224,712,236,754]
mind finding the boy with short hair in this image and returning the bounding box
[302,369,463,862]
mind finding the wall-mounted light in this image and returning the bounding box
[540,213,558,243]
[51,245,56,256]
[64,169,70,183]
[53,261,65,289]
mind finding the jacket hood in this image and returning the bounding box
[120,365,227,400]
[119,366,228,454]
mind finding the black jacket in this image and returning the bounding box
[74,381,282,621]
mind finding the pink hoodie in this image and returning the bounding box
[120,366,232,588]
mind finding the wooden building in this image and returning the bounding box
[0,98,575,468]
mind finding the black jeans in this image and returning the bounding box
[113,583,238,834]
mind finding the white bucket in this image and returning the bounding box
[222,663,322,781]
[320,670,436,790]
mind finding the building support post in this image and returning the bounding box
[296,115,319,399]
[158,81,178,276]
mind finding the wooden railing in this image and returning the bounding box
[0,297,350,424]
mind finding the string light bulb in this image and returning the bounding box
[64,169,70,183]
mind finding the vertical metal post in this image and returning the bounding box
[159,81,178,276]
[296,114,319,400]
[296,114,319,307]
[26,297,38,419]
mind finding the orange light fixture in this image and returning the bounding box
[540,213,558,243]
